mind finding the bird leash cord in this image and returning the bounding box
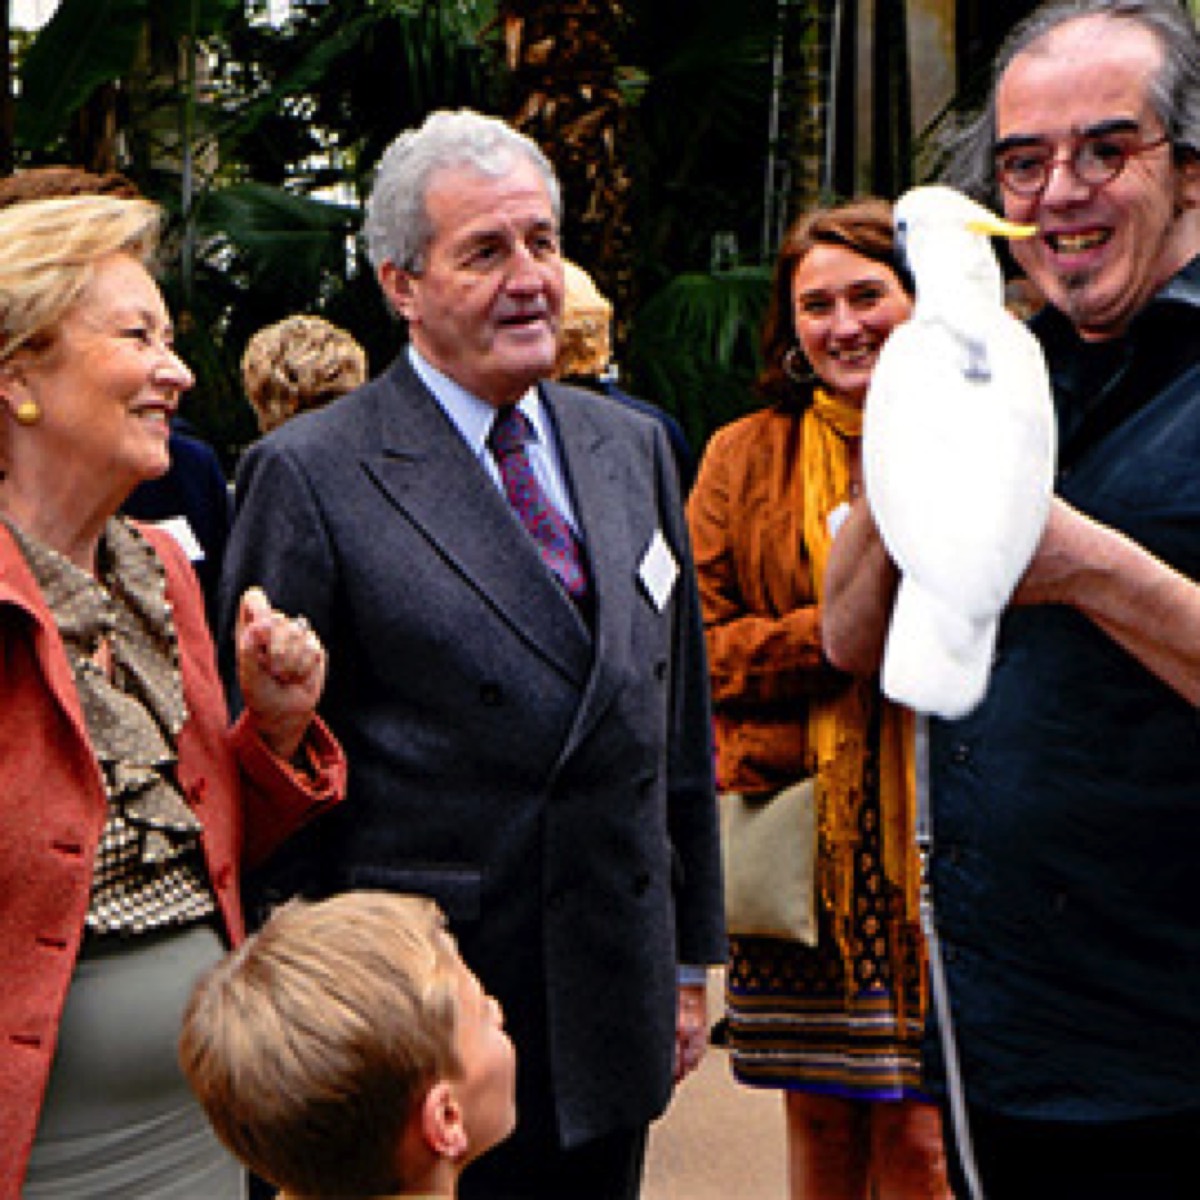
[915,714,986,1200]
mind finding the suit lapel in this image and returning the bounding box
[541,383,639,758]
[359,359,592,686]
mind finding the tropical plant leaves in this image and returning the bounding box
[17,0,146,149]
[193,180,358,287]
[16,0,241,151]
[625,266,771,455]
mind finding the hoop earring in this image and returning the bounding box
[782,346,814,387]
[14,401,41,427]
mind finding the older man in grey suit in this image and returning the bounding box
[219,109,725,1200]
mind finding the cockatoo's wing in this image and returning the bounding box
[863,307,1055,719]
[865,311,1055,617]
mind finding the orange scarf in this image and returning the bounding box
[801,388,924,1014]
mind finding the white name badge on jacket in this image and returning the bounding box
[638,529,678,612]
[153,516,205,562]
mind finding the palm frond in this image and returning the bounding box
[15,0,240,153]
[625,266,770,454]
[191,181,358,292]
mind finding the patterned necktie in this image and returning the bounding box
[488,405,588,600]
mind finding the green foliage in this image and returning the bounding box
[599,0,777,450]
[623,0,777,285]
[13,0,496,463]
[17,0,143,152]
[625,266,771,457]
[153,181,368,463]
[16,0,242,155]
[192,181,356,291]
[12,0,776,458]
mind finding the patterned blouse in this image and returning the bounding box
[7,516,216,935]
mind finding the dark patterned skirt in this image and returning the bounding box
[726,792,928,1101]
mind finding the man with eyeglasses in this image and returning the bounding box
[822,2,1200,1197]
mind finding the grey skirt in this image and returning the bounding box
[24,921,245,1199]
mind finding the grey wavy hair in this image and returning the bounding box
[362,108,562,278]
[941,0,1200,203]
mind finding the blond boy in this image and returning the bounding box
[179,892,515,1198]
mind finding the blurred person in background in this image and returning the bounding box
[241,312,368,435]
[554,258,695,491]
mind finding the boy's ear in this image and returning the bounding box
[420,1080,469,1161]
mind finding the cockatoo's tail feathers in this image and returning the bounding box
[881,577,997,720]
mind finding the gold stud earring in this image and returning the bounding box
[14,401,41,426]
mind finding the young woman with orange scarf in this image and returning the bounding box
[687,198,950,1199]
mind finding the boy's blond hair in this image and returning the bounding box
[179,892,462,1196]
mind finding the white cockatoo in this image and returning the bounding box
[862,184,1056,719]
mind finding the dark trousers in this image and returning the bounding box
[943,1104,1199,1200]
[459,1124,648,1200]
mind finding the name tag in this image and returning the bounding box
[152,516,205,562]
[638,529,678,612]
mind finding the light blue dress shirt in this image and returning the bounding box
[407,345,582,535]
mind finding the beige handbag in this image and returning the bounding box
[720,778,818,944]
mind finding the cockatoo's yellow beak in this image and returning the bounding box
[966,214,1037,239]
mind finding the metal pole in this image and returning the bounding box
[761,0,787,261]
[180,6,197,311]
[822,0,844,196]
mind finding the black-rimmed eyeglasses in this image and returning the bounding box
[994,130,1171,197]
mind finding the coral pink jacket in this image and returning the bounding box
[0,521,346,1198]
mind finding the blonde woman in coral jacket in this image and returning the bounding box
[0,193,345,1198]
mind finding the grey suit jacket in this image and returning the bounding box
[219,353,725,1149]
